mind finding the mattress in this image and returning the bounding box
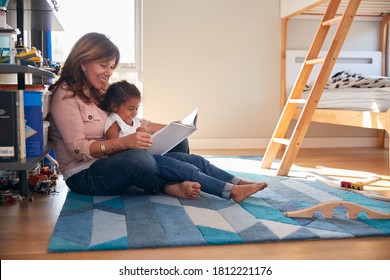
[301,71,390,112]
[302,87,390,112]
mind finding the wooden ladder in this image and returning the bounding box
[261,0,362,176]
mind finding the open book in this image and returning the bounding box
[148,108,198,155]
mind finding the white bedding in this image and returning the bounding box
[301,71,390,112]
[301,87,390,112]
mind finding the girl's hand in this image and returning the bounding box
[123,129,153,150]
[137,126,152,134]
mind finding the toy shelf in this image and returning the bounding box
[0,64,55,89]
[0,64,55,77]
[0,64,55,196]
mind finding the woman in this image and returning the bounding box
[48,32,190,197]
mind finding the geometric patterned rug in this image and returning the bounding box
[48,156,390,252]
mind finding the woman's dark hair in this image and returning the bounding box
[49,32,120,104]
[101,80,141,113]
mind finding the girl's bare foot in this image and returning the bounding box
[164,181,201,199]
[230,182,268,203]
[238,179,264,185]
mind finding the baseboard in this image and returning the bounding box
[189,137,389,150]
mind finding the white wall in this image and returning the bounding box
[280,0,319,18]
[142,0,384,149]
[142,0,281,149]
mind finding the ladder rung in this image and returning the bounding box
[289,99,307,104]
[273,138,290,146]
[322,16,343,26]
[306,57,325,65]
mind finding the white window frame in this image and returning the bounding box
[51,0,142,86]
[111,0,143,88]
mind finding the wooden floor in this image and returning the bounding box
[1,147,389,260]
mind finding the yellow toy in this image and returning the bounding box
[15,47,38,60]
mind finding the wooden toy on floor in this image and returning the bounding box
[340,176,381,191]
[284,201,390,220]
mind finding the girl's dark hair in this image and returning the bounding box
[101,80,141,113]
[49,32,120,104]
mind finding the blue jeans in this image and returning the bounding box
[66,140,190,195]
[66,149,165,195]
[154,153,239,199]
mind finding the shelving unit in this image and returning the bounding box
[0,1,61,197]
[5,0,63,59]
[0,64,55,88]
[0,64,55,196]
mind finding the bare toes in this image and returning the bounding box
[258,182,268,190]
[164,181,201,199]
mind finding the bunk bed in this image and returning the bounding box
[279,0,390,173]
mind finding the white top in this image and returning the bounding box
[104,113,150,136]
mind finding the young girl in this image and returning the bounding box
[101,80,268,202]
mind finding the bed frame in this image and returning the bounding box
[286,49,389,138]
[277,0,390,174]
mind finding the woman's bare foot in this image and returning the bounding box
[230,182,268,203]
[164,181,201,199]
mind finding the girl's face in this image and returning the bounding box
[82,58,116,90]
[116,97,140,126]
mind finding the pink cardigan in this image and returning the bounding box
[48,86,107,179]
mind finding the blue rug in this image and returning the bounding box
[48,156,390,252]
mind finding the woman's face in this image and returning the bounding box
[82,58,116,90]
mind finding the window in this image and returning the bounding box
[51,0,141,84]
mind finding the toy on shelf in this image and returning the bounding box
[15,46,37,60]
[42,59,61,75]
[0,50,10,63]
[15,46,43,67]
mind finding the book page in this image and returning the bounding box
[181,108,198,126]
[148,108,198,155]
